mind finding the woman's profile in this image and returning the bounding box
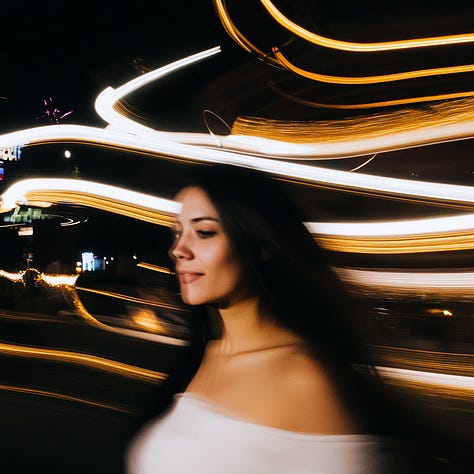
[126,163,403,473]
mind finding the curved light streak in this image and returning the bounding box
[95,46,224,141]
[0,342,167,382]
[273,47,474,85]
[260,0,474,52]
[212,0,281,66]
[0,178,181,226]
[65,286,189,346]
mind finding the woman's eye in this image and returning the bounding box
[197,230,216,238]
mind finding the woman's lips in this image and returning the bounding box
[178,272,202,284]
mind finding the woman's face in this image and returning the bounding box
[170,186,249,307]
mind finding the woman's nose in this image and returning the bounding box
[170,235,193,260]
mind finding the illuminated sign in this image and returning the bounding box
[1,146,22,161]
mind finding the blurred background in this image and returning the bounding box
[1,1,473,472]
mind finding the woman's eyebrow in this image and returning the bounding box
[191,216,220,223]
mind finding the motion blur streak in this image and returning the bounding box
[376,366,474,391]
[65,287,190,346]
[0,178,181,226]
[231,97,474,145]
[317,233,474,254]
[0,269,24,282]
[0,342,167,382]
[137,262,174,274]
[259,0,474,52]
[40,274,79,286]
[76,286,185,312]
[335,268,474,300]
[310,213,474,237]
[273,48,474,85]
[212,0,281,66]
[0,385,134,413]
[95,46,223,140]
[310,213,474,254]
[0,268,78,286]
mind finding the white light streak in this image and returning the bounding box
[41,274,79,286]
[0,178,181,216]
[376,365,474,390]
[335,268,474,291]
[308,214,474,237]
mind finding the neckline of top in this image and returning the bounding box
[176,392,381,442]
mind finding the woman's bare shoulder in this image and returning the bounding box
[260,347,359,433]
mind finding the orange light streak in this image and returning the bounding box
[212,0,281,66]
[0,342,167,382]
[0,384,135,413]
[75,286,185,312]
[137,261,174,274]
[273,47,474,85]
[260,0,474,52]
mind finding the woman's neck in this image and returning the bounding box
[211,297,300,356]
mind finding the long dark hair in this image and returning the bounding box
[172,163,354,355]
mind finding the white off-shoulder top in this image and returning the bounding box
[127,392,393,474]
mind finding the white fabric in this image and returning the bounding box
[127,392,391,474]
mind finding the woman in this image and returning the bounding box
[127,163,400,473]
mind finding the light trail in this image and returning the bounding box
[0,342,167,382]
[65,286,189,346]
[95,46,224,142]
[376,365,474,391]
[2,180,473,255]
[0,384,135,413]
[0,269,24,282]
[309,213,474,254]
[335,268,474,301]
[0,268,78,286]
[0,268,189,346]
[273,47,474,85]
[137,261,174,274]
[259,0,474,52]
[3,48,474,166]
[95,45,474,156]
[75,286,185,311]
[212,0,281,66]
[0,178,181,225]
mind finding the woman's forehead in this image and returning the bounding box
[175,186,219,219]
